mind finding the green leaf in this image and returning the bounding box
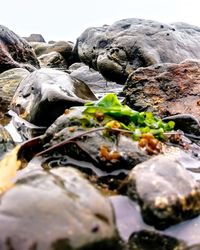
[82,93,175,141]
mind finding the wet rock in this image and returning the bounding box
[0,125,15,159]
[38,51,68,70]
[31,40,76,66]
[24,33,46,43]
[128,230,186,250]
[75,19,200,83]
[37,108,150,173]
[123,60,200,121]
[127,154,200,229]
[69,63,123,98]
[0,167,121,250]
[110,195,200,246]
[7,110,46,141]
[0,25,40,73]
[10,68,96,127]
[163,114,200,139]
[0,68,30,113]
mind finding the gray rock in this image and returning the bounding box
[29,107,150,174]
[75,19,200,83]
[127,154,200,229]
[0,167,120,250]
[24,33,46,43]
[0,25,40,73]
[31,40,76,66]
[0,125,15,159]
[110,195,200,246]
[0,68,30,113]
[69,63,123,98]
[10,68,96,127]
[38,51,68,70]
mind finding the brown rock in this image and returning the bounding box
[123,60,200,121]
[0,25,40,73]
[0,68,30,113]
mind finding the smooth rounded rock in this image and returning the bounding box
[127,154,200,229]
[10,68,96,127]
[0,167,121,250]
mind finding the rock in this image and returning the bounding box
[24,33,46,43]
[38,51,68,70]
[0,25,40,73]
[127,154,200,229]
[0,68,30,113]
[0,125,15,159]
[0,167,121,250]
[75,19,200,83]
[23,106,150,175]
[128,230,186,250]
[69,63,123,98]
[44,131,150,173]
[110,195,200,246]
[7,110,46,141]
[10,68,96,127]
[162,114,200,140]
[31,40,76,66]
[123,60,200,121]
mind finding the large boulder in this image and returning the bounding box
[0,167,121,250]
[75,19,200,83]
[127,154,200,229]
[10,68,96,127]
[123,60,200,122]
[0,25,40,73]
[0,68,30,113]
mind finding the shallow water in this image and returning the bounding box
[110,195,200,245]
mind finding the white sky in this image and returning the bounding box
[1,0,200,42]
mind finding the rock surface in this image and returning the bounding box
[0,25,40,73]
[10,68,96,127]
[37,108,150,173]
[0,125,15,159]
[69,63,123,98]
[110,194,200,246]
[75,18,200,83]
[128,230,186,250]
[127,154,200,229]
[24,33,46,43]
[0,68,30,113]
[38,51,68,70]
[31,40,76,66]
[0,167,120,250]
[123,60,200,121]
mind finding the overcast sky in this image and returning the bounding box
[1,0,200,42]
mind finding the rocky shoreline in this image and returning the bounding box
[0,18,200,250]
